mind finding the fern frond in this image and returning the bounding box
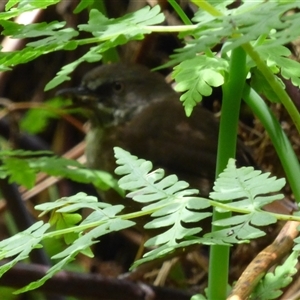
[206,159,286,243]
[114,147,212,263]
[210,159,285,209]
[251,251,299,299]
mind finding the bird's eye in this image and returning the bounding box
[113,81,124,92]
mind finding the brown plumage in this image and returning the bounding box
[60,63,294,215]
[60,63,251,196]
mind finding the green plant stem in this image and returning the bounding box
[76,25,197,46]
[242,43,300,134]
[208,47,247,300]
[168,0,193,25]
[191,0,223,16]
[242,85,300,202]
[208,199,300,221]
[41,205,164,239]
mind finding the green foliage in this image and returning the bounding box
[204,159,285,243]
[115,147,211,259]
[19,97,73,134]
[250,68,284,103]
[0,149,119,191]
[0,192,135,294]
[256,43,300,88]
[250,43,300,102]
[189,1,300,56]
[114,147,212,267]
[291,225,300,251]
[0,0,60,20]
[0,20,78,45]
[114,148,292,268]
[1,0,300,114]
[78,6,163,38]
[73,0,95,14]
[166,1,300,115]
[0,147,294,293]
[172,56,228,115]
[0,221,50,277]
[46,5,164,90]
[205,159,285,243]
[210,159,285,208]
[0,286,19,300]
[1,0,300,298]
[191,294,207,300]
[250,251,299,299]
[0,4,164,88]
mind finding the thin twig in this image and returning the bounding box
[228,221,300,300]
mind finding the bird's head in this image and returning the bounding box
[58,63,176,127]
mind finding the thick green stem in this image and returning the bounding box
[208,47,247,299]
[242,85,300,201]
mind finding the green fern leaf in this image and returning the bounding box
[206,159,285,243]
[210,159,285,209]
[114,147,212,249]
[0,221,50,277]
[256,43,300,89]
[172,56,228,116]
[0,150,118,191]
[251,251,299,299]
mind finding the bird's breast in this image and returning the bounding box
[85,125,105,169]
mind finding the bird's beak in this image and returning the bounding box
[56,86,114,125]
[56,86,98,107]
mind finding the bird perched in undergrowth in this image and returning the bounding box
[59,63,293,216]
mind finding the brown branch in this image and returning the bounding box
[228,221,300,300]
[0,261,193,300]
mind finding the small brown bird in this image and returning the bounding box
[60,63,251,198]
[59,63,294,215]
